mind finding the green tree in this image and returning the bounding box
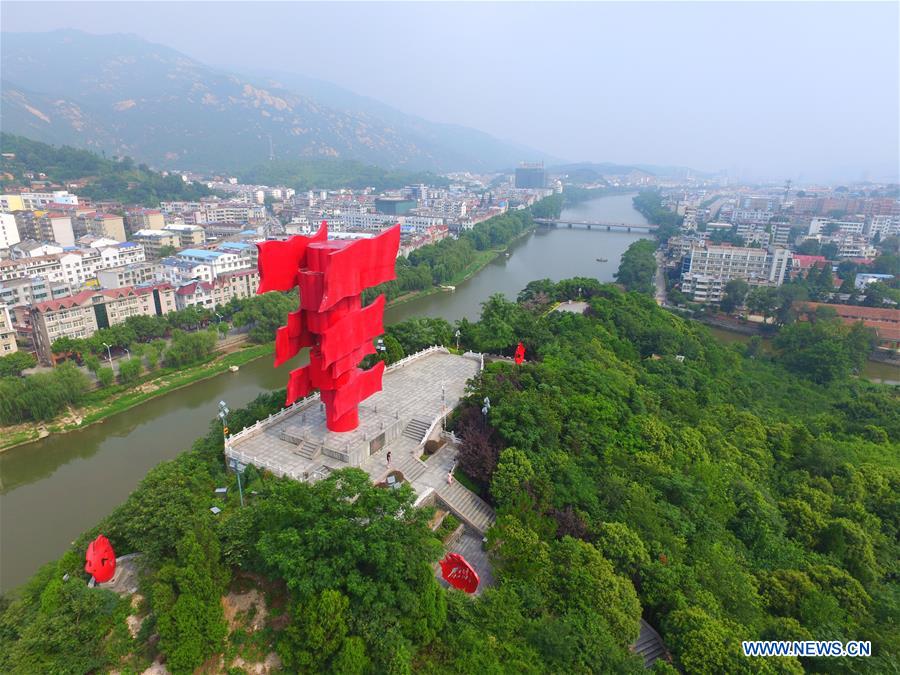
[151,522,228,674]
[615,239,657,295]
[0,351,36,377]
[96,366,115,388]
[117,357,143,385]
[720,279,749,313]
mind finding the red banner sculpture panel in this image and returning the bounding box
[85,534,116,583]
[440,552,480,593]
[256,222,400,431]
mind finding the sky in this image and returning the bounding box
[2,1,898,183]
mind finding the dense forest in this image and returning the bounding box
[1,279,895,674]
[0,134,213,206]
[240,158,450,192]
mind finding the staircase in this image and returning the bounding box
[631,619,669,668]
[392,451,428,482]
[402,418,432,443]
[280,430,321,460]
[436,480,495,534]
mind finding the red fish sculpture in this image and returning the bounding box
[85,535,116,583]
[514,342,525,365]
[440,552,480,593]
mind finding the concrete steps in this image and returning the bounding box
[436,480,495,534]
[631,619,669,668]
[402,418,431,443]
[392,451,428,481]
[280,430,321,460]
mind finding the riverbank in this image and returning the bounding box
[0,342,275,452]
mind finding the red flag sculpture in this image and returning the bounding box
[256,221,400,431]
[85,535,116,583]
[514,342,525,365]
[440,552,480,593]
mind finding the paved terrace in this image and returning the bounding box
[226,347,482,485]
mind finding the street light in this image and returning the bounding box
[218,399,243,506]
[481,396,491,427]
[454,329,461,351]
[101,342,112,363]
[123,347,131,360]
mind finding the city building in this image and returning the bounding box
[0,304,18,354]
[855,273,895,290]
[131,229,181,258]
[0,276,73,308]
[97,261,163,289]
[30,284,177,364]
[163,223,205,247]
[0,213,21,249]
[125,208,165,234]
[374,197,416,216]
[89,213,127,242]
[515,162,546,189]
[173,268,259,310]
[680,244,792,302]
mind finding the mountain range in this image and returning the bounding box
[0,30,558,173]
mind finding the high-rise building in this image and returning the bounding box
[0,213,21,249]
[515,162,546,189]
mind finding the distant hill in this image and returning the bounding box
[1,133,212,206]
[0,30,556,173]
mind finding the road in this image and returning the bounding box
[654,250,667,306]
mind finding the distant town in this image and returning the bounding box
[0,150,897,370]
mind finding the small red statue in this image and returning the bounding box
[85,535,116,583]
[514,342,525,365]
[440,552,480,593]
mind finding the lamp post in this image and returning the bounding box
[219,400,243,507]
[481,396,491,428]
[101,342,112,363]
[123,347,131,360]
[454,329,461,352]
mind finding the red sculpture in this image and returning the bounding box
[514,342,525,365]
[256,222,400,431]
[84,535,116,583]
[440,552,480,593]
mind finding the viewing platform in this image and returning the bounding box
[225,347,482,485]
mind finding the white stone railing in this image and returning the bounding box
[226,392,320,446]
[385,345,447,372]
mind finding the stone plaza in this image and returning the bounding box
[225,347,483,489]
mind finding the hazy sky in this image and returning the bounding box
[3,1,898,182]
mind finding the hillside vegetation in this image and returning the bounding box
[1,283,896,674]
[0,133,212,206]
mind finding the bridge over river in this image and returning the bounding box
[535,217,658,233]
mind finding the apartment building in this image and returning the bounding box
[1,191,79,211]
[163,223,205,247]
[125,208,165,234]
[0,304,18,355]
[131,229,180,257]
[867,214,900,240]
[97,261,162,289]
[680,244,792,302]
[173,248,252,281]
[174,268,260,310]
[0,276,73,308]
[30,284,176,364]
[11,211,75,247]
[0,213,21,249]
[0,255,67,284]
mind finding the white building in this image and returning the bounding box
[681,245,792,302]
[0,213,21,249]
[0,304,17,355]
